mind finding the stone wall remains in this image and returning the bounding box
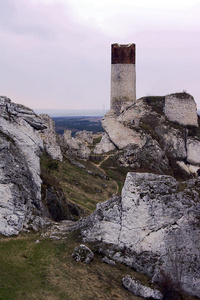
[164,93,198,126]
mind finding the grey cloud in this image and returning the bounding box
[0,0,200,110]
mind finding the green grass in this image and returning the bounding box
[40,154,117,215]
[0,233,145,300]
[100,155,132,194]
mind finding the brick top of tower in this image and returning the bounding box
[111,43,135,64]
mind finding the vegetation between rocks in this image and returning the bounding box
[0,232,144,300]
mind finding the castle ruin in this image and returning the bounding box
[111,43,136,115]
[110,43,198,127]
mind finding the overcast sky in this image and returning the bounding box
[0,0,200,110]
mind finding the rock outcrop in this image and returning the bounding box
[39,114,63,161]
[62,130,91,159]
[75,130,93,144]
[122,276,163,299]
[0,96,47,235]
[81,172,200,298]
[95,93,200,177]
[94,133,116,154]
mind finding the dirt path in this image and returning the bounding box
[91,154,119,195]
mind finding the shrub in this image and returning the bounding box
[46,160,59,173]
[159,272,184,300]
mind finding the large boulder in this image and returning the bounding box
[81,172,200,298]
[75,130,93,144]
[0,96,47,235]
[39,114,63,161]
[94,133,116,154]
[63,130,91,159]
[122,276,163,299]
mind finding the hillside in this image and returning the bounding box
[0,94,200,299]
[53,116,104,136]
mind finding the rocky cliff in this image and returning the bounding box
[0,96,47,235]
[81,172,200,297]
[80,92,200,298]
[1,93,200,298]
[96,93,200,178]
[39,114,63,161]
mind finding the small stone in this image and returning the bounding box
[102,256,116,266]
[71,244,94,264]
[50,236,61,240]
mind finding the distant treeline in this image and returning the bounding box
[53,116,104,136]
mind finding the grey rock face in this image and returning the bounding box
[94,133,116,154]
[187,138,200,165]
[81,172,200,297]
[102,95,200,177]
[71,244,94,263]
[39,114,63,161]
[63,130,91,159]
[75,130,93,144]
[0,97,47,235]
[122,276,163,299]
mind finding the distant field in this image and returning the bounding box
[53,116,104,136]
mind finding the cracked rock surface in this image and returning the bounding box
[81,172,200,298]
[122,275,163,299]
[39,114,63,161]
[97,94,200,177]
[0,96,47,235]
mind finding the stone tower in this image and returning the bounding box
[111,43,136,115]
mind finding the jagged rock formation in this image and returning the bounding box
[75,130,93,144]
[39,114,63,161]
[0,96,47,235]
[96,93,200,178]
[0,97,82,235]
[94,133,116,154]
[81,172,200,298]
[62,130,91,159]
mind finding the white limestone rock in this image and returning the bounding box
[117,98,149,127]
[187,138,200,165]
[122,276,163,299]
[94,133,116,154]
[63,130,72,139]
[39,114,63,161]
[102,95,200,176]
[63,130,91,159]
[75,130,93,144]
[156,126,187,160]
[81,172,200,298]
[176,161,200,174]
[0,96,47,235]
[102,110,146,149]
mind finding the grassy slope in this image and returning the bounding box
[0,232,144,300]
[40,154,117,215]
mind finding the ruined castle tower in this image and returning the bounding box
[111,43,136,114]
